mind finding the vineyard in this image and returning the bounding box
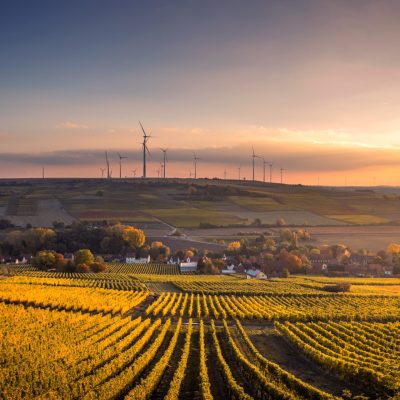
[144,291,400,321]
[0,273,399,399]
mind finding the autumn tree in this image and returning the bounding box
[32,250,56,271]
[74,249,94,268]
[122,226,145,247]
[227,241,241,251]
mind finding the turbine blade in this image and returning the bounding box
[139,121,146,136]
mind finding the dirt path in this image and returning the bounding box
[205,329,232,400]
[179,330,201,400]
[150,330,186,399]
[247,327,370,397]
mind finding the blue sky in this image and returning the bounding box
[1,1,400,183]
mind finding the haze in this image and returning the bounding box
[1,0,400,185]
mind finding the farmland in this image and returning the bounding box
[1,179,400,230]
[2,178,400,254]
[0,269,399,399]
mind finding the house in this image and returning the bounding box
[221,264,237,274]
[126,255,151,264]
[245,268,267,280]
[179,257,198,273]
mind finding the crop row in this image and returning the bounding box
[145,292,400,322]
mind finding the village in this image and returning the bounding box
[1,222,398,279]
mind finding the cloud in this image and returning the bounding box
[58,121,90,130]
[0,140,399,174]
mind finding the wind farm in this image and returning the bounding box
[1,2,400,400]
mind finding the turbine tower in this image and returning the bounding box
[193,153,200,179]
[105,151,110,179]
[280,167,284,184]
[117,152,127,179]
[238,166,241,180]
[269,162,273,183]
[160,148,168,178]
[139,121,151,178]
[262,158,269,183]
[251,147,260,181]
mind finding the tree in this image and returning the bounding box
[227,241,241,251]
[310,248,320,255]
[90,262,107,273]
[54,253,66,271]
[286,253,302,272]
[74,249,94,268]
[276,218,286,226]
[282,268,290,278]
[76,263,91,273]
[185,250,194,259]
[251,218,262,227]
[123,227,145,248]
[279,228,293,242]
[32,250,56,271]
[387,243,400,254]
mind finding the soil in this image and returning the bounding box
[247,327,372,398]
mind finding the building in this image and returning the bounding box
[245,268,267,279]
[179,257,198,273]
[126,255,151,264]
[221,264,237,274]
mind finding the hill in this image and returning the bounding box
[0,178,399,231]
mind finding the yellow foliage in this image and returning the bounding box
[123,226,145,247]
[228,241,241,251]
[387,243,400,254]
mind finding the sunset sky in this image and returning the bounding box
[1,0,400,185]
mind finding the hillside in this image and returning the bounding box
[0,178,399,230]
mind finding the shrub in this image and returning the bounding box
[322,282,351,292]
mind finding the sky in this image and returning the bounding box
[1,0,400,185]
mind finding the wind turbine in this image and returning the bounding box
[224,168,227,180]
[269,162,273,183]
[117,153,127,179]
[193,153,200,179]
[280,167,284,184]
[160,148,168,178]
[139,121,151,178]
[251,147,260,181]
[100,168,106,178]
[262,158,269,183]
[105,151,110,179]
[132,168,137,178]
[238,166,241,180]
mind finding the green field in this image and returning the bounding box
[1,178,400,228]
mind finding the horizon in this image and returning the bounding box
[2,1,400,185]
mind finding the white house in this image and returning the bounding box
[221,264,237,274]
[179,257,198,273]
[245,269,267,280]
[126,255,151,264]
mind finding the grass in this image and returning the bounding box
[143,207,245,228]
[1,179,400,227]
[328,214,389,225]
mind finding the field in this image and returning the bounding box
[2,179,400,254]
[0,269,399,399]
[1,179,400,230]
